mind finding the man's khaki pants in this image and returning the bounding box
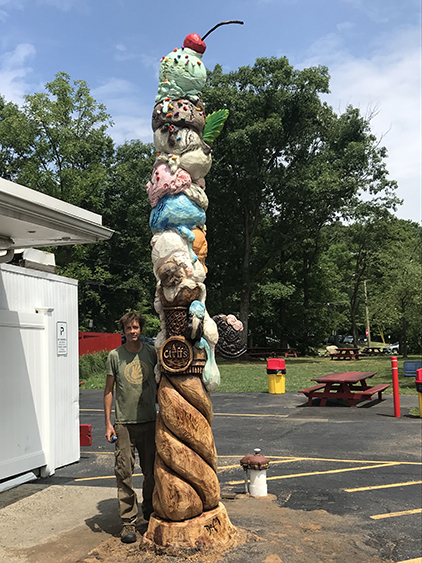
[114,421,156,524]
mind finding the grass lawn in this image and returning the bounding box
[80,350,420,395]
[217,355,419,394]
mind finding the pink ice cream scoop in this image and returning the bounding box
[146,164,192,207]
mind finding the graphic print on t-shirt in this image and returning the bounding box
[124,359,148,385]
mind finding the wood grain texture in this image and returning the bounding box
[158,375,217,471]
[144,502,237,552]
[153,455,203,521]
[169,374,213,423]
[155,414,220,511]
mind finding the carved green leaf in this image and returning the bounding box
[203,109,229,144]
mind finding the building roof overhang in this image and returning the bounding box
[0,177,113,251]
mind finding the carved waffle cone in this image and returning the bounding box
[163,307,189,337]
[153,374,220,521]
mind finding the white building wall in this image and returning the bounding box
[0,263,79,478]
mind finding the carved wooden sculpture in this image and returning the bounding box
[144,24,243,552]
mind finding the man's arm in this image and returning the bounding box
[104,374,116,442]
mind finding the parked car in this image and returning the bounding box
[324,335,344,345]
[383,342,399,354]
[343,335,354,344]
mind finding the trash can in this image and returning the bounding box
[267,358,286,394]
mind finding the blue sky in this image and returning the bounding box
[1,0,420,222]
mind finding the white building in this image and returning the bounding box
[0,177,113,489]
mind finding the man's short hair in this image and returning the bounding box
[119,311,146,332]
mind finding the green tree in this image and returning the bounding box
[22,72,114,211]
[96,140,158,331]
[203,57,398,350]
[370,219,422,356]
[0,97,35,180]
[0,73,118,329]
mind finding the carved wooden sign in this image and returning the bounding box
[160,336,193,373]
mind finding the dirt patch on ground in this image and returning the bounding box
[0,486,390,563]
[79,495,388,563]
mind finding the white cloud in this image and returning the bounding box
[336,21,354,32]
[92,78,153,145]
[36,0,89,11]
[300,26,421,223]
[93,78,135,98]
[109,114,152,146]
[0,43,36,103]
[0,0,24,22]
[340,0,404,24]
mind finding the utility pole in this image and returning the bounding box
[363,280,371,346]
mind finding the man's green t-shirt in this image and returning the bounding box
[106,343,157,424]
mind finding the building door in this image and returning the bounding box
[0,310,47,480]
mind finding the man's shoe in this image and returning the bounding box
[121,524,136,544]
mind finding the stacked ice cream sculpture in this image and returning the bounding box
[144,33,236,546]
[148,32,223,393]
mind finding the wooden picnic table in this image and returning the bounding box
[330,347,360,360]
[361,346,383,356]
[279,348,297,358]
[246,347,297,359]
[298,371,390,407]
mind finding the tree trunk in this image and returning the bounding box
[401,300,408,358]
[302,254,310,355]
[238,202,260,346]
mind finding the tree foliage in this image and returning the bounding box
[1,63,418,353]
[203,57,400,351]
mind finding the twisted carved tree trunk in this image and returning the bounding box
[153,374,219,521]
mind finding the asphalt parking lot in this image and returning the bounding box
[2,389,419,563]
[50,389,422,562]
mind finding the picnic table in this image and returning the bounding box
[330,347,360,360]
[361,346,383,356]
[246,347,297,359]
[298,371,390,407]
[246,347,276,359]
[279,348,297,358]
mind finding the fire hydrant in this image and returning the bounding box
[416,368,422,418]
[240,448,270,496]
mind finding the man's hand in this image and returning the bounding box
[105,423,116,443]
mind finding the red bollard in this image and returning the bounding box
[416,368,422,418]
[391,356,401,418]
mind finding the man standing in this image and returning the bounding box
[104,311,157,544]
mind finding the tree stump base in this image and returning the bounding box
[142,503,237,555]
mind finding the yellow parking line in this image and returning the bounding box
[217,454,421,465]
[345,480,422,492]
[81,408,111,412]
[80,409,288,418]
[396,558,422,563]
[218,458,305,472]
[75,473,143,482]
[370,508,422,520]
[213,413,288,418]
[85,451,419,470]
[228,462,400,485]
